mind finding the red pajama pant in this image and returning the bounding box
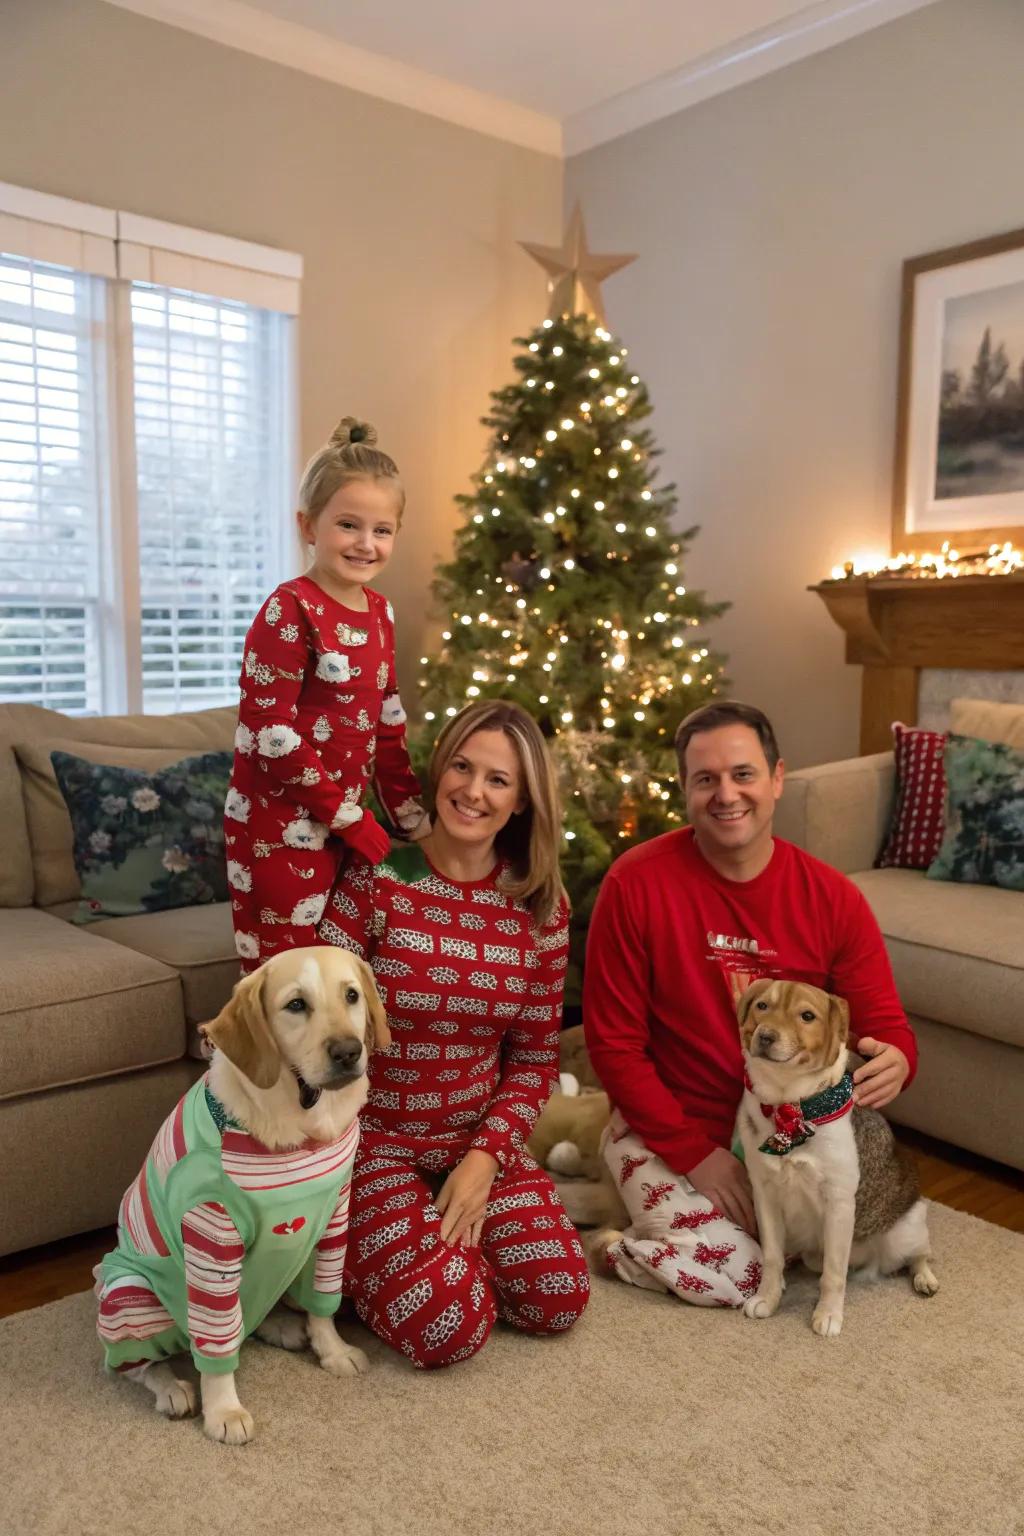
[343,1135,590,1369]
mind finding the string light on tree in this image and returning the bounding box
[412,206,729,999]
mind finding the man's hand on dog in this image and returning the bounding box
[687,1148,758,1239]
[852,1039,909,1109]
[436,1149,499,1246]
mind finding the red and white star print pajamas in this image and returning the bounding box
[601,1110,763,1306]
[225,575,425,972]
[320,843,590,1368]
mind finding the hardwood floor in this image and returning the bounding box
[892,1126,1024,1234]
[1,1127,1021,1322]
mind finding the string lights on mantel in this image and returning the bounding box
[825,540,1024,582]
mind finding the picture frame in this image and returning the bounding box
[892,225,1024,553]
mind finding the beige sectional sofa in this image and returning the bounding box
[774,697,1024,1173]
[0,703,240,1256]
[3,692,1021,1256]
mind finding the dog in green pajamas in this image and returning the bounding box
[97,946,389,1444]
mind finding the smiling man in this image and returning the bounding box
[582,700,918,1306]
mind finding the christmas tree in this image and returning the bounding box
[413,211,728,998]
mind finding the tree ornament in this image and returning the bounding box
[500,551,542,591]
[618,788,639,838]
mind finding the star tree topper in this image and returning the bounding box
[520,203,636,325]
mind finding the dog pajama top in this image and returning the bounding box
[97,1075,359,1376]
[225,575,425,972]
[318,844,590,1368]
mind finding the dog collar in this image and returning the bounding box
[205,1075,321,1126]
[745,1069,854,1156]
[204,1083,245,1133]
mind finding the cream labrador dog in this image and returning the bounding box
[737,978,937,1338]
[96,946,389,1444]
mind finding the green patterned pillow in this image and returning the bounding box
[49,749,232,923]
[925,733,1024,892]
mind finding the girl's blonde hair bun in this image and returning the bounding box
[299,415,404,520]
[329,416,379,450]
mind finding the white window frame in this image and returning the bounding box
[0,181,301,716]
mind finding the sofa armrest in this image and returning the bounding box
[773,753,896,874]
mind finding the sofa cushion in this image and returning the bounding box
[0,707,35,908]
[885,1014,1024,1172]
[0,1060,203,1255]
[0,908,185,1101]
[16,738,225,909]
[50,747,232,922]
[851,868,1024,1049]
[926,734,1024,893]
[88,902,239,1038]
[876,723,947,871]
[1,703,235,908]
[950,696,1024,749]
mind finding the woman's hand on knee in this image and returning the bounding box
[436,1150,499,1245]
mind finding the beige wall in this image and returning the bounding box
[567,0,1024,768]
[1,0,561,691]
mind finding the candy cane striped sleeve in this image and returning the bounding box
[286,1182,352,1318]
[313,1182,351,1298]
[182,1201,245,1371]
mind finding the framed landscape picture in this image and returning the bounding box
[893,226,1024,553]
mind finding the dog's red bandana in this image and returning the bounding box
[745,1070,855,1156]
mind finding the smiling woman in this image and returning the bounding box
[315,700,590,1369]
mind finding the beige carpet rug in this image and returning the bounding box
[2,1202,1022,1536]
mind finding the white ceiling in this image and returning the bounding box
[242,0,821,119]
[105,0,941,153]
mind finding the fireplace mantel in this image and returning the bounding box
[811,573,1024,752]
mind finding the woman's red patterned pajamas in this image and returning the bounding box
[320,842,590,1367]
[344,1136,589,1369]
[225,575,424,973]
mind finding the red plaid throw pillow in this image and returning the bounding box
[876,722,947,869]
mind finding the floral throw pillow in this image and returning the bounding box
[49,749,232,923]
[925,734,1024,892]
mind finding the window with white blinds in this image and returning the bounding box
[0,185,299,717]
[0,254,106,713]
[132,285,291,714]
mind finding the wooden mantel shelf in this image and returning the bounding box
[810,573,1024,752]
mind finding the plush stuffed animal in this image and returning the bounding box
[528,1027,627,1229]
[556,1024,604,1093]
[529,1079,611,1182]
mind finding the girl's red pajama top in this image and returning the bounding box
[224,575,424,968]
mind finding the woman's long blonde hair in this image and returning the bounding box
[428,700,566,928]
[298,416,405,520]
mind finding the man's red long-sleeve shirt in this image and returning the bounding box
[582,827,916,1175]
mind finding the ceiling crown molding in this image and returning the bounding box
[563,0,941,156]
[101,0,563,156]
[103,0,941,160]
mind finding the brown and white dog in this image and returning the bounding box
[737,977,938,1337]
[102,946,389,1444]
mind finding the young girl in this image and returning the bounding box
[225,417,428,973]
